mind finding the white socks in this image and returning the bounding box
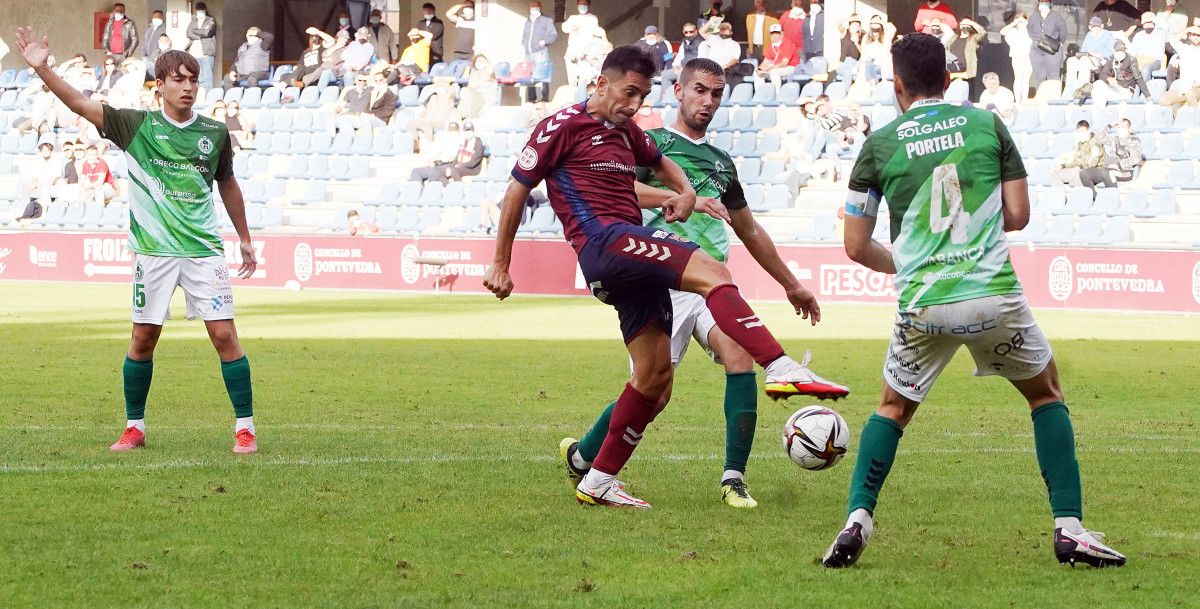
[847,508,874,542]
[764,355,796,378]
[570,451,591,471]
[126,419,145,432]
[722,470,744,483]
[581,468,615,490]
[235,417,255,435]
[1055,516,1084,534]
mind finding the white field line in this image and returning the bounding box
[1,423,1194,442]
[3,445,1200,475]
[1150,531,1200,541]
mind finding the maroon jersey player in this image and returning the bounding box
[484,46,845,509]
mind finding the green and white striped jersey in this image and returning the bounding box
[101,106,234,258]
[846,100,1027,310]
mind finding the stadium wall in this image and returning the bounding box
[2,232,1199,313]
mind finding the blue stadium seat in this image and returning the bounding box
[1144,188,1177,215]
[871,81,895,105]
[777,81,801,105]
[750,158,785,185]
[799,80,823,98]
[1101,215,1131,243]
[729,83,754,106]
[871,105,899,127]
[260,86,283,108]
[945,79,969,103]
[1090,188,1120,216]
[79,201,104,228]
[750,132,781,157]
[1038,215,1074,243]
[707,107,730,130]
[1148,78,1167,99]
[0,70,15,89]
[1074,216,1104,244]
[416,207,442,233]
[730,132,758,157]
[442,182,466,206]
[418,181,444,206]
[1118,189,1148,215]
[1162,161,1194,188]
[738,158,763,183]
[242,178,267,203]
[0,90,18,111]
[58,202,86,227]
[292,86,320,108]
[256,111,277,134]
[711,131,734,151]
[762,184,791,210]
[223,87,244,104]
[1062,187,1094,215]
[1149,133,1183,161]
[824,81,848,101]
[317,86,340,107]
[233,154,250,178]
[1011,108,1039,133]
[757,107,778,129]
[743,184,766,211]
[751,85,776,105]
[373,206,399,231]
[645,84,662,107]
[719,107,753,132]
[100,202,126,229]
[810,214,837,241]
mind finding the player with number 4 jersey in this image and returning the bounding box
[822,33,1125,569]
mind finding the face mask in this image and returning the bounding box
[463,8,474,18]
[720,32,732,39]
[114,13,124,21]
[247,35,259,43]
[152,18,163,27]
[227,107,238,115]
[1039,3,1050,12]
[1114,51,1126,61]
[339,18,350,26]
[530,9,541,19]
[578,5,588,14]
[358,37,368,43]
[684,32,696,38]
[1076,131,1090,143]
[373,17,383,24]
[790,8,802,17]
[1117,128,1130,138]
[1144,25,1155,33]
[196,10,206,19]
[159,41,170,50]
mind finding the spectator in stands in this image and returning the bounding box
[779,0,806,62]
[347,210,380,236]
[662,23,702,91]
[411,121,484,185]
[745,0,780,62]
[30,142,61,205]
[915,0,958,35]
[0,35,7,65]
[458,54,499,117]
[1067,17,1116,92]
[799,0,826,77]
[96,57,122,96]
[634,26,671,77]
[1029,1,1068,94]
[367,10,396,64]
[699,2,728,32]
[1093,0,1141,39]
[219,101,250,150]
[80,145,117,206]
[409,84,457,153]
[367,70,397,125]
[1156,0,1189,43]
[1130,12,1166,84]
[522,0,558,103]
[400,28,434,73]
[186,2,217,89]
[858,16,897,83]
[756,24,798,89]
[222,28,274,91]
[59,141,82,185]
[978,72,1016,124]
[580,29,613,87]
[948,18,986,93]
[1080,118,1143,192]
[699,21,742,83]
[1161,26,1200,110]
[110,57,147,108]
[563,0,601,87]
[1054,120,1106,187]
[333,11,353,38]
[414,5,444,65]
[1001,12,1033,100]
[342,27,378,83]
[1074,41,1151,104]
[288,30,328,89]
[445,2,477,61]
[835,15,863,84]
[335,73,384,133]
[142,11,165,72]
[102,3,138,63]
[145,34,172,80]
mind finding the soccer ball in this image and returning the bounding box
[783,406,850,471]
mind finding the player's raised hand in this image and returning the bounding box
[662,191,696,223]
[694,196,730,223]
[483,264,514,300]
[237,241,257,279]
[786,285,821,326]
[15,27,52,69]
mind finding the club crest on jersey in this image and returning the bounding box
[517,146,539,171]
[591,135,604,146]
[197,136,214,155]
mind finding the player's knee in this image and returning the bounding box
[634,363,673,399]
[721,347,754,374]
[682,252,733,296]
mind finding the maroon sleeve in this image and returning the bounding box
[627,121,662,168]
[511,116,571,187]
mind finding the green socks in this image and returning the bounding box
[123,356,154,421]
[577,400,615,462]
[1031,402,1083,519]
[847,414,905,515]
[723,372,758,475]
[220,356,254,419]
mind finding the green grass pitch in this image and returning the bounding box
[2,281,1198,608]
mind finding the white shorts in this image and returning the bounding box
[668,290,719,366]
[132,254,234,325]
[884,294,1053,402]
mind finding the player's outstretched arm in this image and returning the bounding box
[634,181,729,222]
[14,27,103,128]
[843,213,896,275]
[483,179,533,300]
[729,206,821,324]
[1000,177,1030,232]
[217,178,258,279]
[649,156,696,222]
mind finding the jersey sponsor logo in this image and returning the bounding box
[148,175,167,199]
[591,135,604,146]
[620,237,673,261]
[197,136,214,155]
[1192,261,1200,305]
[904,131,966,159]
[896,115,968,140]
[293,242,314,282]
[1048,255,1072,301]
[588,161,636,174]
[517,146,539,171]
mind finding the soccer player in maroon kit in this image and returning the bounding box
[484,47,846,508]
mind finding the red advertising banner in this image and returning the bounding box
[2,232,1199,313]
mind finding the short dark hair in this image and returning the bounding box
[155,50,201,81]
[423,2,435,9]
[1077,120,1090,129]
[152,10,164,17]
[600,45,657,80]
[112,2,125,9]
[195,2,207,11]
[680,58,725,85]
[891,33,947,98]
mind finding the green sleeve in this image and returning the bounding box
[215,131,235,182]
[100,105,147,151]
[995,114,1027,182]
[845,135,882,217]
